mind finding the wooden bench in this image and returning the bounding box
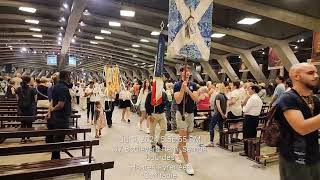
[0,115,81,128]
[194,109,214,131]
[0,126,91,143]
[0,140,114,180]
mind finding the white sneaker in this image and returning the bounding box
[146,128,150,134]
[185,163,194,175]
[173,154,182,164]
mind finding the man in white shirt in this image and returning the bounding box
[85,81,97,124]
[270,76,286,107]
[240,84,263,156]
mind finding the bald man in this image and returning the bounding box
[275,63,320,180]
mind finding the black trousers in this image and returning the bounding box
[87,101,95,120]
[243,115,259,154]
[21,120,32,140]
[76,96,80,104]
[105,101,115,126]
[46,116,69,159]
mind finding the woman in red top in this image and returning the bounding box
[197,86,210,110]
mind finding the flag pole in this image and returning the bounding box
[182,57,187,121]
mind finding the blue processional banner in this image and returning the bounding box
[167,0,213,61]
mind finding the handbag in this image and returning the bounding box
[262,106,280,147]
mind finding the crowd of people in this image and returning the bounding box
[0,62,319,179]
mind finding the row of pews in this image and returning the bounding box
[194,105,278,166]
[0,98,114,179]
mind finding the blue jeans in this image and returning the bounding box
[209,112,224,143]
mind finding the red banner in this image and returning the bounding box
[311,32,320,64]
[268,47,283,70]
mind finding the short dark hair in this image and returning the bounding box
[59,71,70,81]
[251,84,260,93]
[232,81,240,89]
[277,76,285,82]
[285,79,292,88]
[35,78,41,84]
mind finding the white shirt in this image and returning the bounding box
[229,89,243,116]
[243,93,263,116]
[85,87,99,102]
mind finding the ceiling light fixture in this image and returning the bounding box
[95,36,104,40]
[29,28,41,32]
[140,39,149,43]
[90,41,98,44]
[124,48,129,51]
[120,10,135,17]
[300,38,304,42]
[33,51,37,54]
[59,32,62,36]
[134,63,138,66]
[71,38,75,43]
[25,19,39,24]
[109,21,121,27]
[101,29,111,34]
[132,44,140,48]
[60,26,64,30]
[79,21,85,26]
[211,33,226,38]
[132,55,138,58]
[21,47,27,52]
[10,47,13,50]
[8,46,12,48]
[78,29,81,33]
[237,18,261,25]
[32,34,42,38]
[141,63,146,65]
[19,7,37,13]
[151,31,160,36]
[60,17,66,22]
[58,41,62,45]
[58,37,62,41]
[83,9,90,16]
[295,46,298,49]
[63,3,68,9]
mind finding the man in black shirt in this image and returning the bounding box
[47,71,72,159]
[276,63,320,180]
[145,90,168,151]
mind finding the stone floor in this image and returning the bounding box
[0,106,280,180]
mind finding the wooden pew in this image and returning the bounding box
[0,126,91,143]
[0,140,114,180]
[218,118,244,151]
[0,115,81,128]
[194,109,214,131]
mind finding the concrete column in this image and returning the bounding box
[147,69,153,78]
[164,66,178,81]
[272,42,299,72]
[200,61,220,82]
[190,66,203,83]
[139,70,148,80]
[22,69,31,76]
[241,71,248,81]
[30,70,38,77]
[216,57,240,82]
[37,70,45,78]
[132,70,141,80]
[241,52,267,81]
[204,74,209,82]
[125,70,134,81]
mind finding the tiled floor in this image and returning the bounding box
[0,106,280,180]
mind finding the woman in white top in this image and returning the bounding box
[104,81,116,128]
[240,84,263,156]
[135,80,151,133]
[119,84,132,123]
[85,81,99,124]
[79,83,86,111]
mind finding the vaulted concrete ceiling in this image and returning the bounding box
[0,0,316,76]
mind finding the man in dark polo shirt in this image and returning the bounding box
[47,71,72,159]
[173,65,199,175]
[276,63,320,180]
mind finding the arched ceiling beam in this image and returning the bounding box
[213,0,320,31]
[0,0,68,16]
[60,0,87,68]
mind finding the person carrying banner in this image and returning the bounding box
[173,65,199,175]
[145,89,168,151]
